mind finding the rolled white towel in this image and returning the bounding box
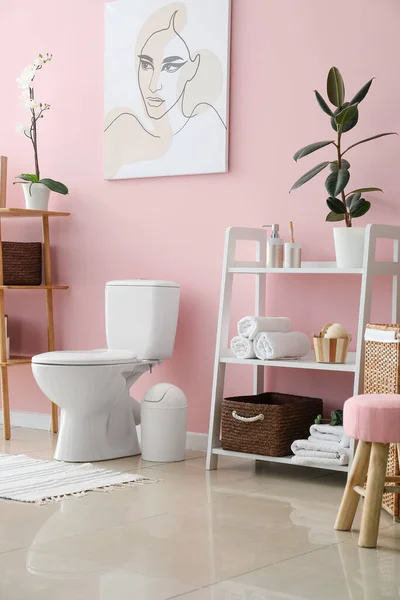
[237,316,292,340]
[309,424,349,446]
[291,439,349,466]
[230,336,256,359]
[253,331,311,360]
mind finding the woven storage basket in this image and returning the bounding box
[221,392,323,457]
[313,323,351,364]
[2,242,42,286]
[364,323,400,520]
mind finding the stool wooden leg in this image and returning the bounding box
[335,440,371,531]
[359,442,389,549]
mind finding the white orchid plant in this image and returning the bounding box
[14,53,68,195]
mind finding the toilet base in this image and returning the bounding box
[54,408,141,463]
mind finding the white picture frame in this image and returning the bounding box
[104,0,231,180]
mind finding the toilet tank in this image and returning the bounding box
[105,280,180,360]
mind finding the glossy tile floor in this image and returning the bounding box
[0,428,400,599]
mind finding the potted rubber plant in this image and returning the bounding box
[15,53,68,210]
[290,67,397,268]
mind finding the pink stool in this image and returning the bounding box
[335,394,400,548]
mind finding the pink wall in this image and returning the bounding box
[0,0,399,432]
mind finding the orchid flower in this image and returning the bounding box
[14,53,68,196]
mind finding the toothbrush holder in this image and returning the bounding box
[284,243,302,268]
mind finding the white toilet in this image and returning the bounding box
[31,280,180,462]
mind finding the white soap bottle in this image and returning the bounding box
[263,224,284,268]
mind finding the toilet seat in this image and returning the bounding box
[31,349,137,367]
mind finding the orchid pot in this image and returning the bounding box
[21,182,51,211]
[14,53,68,210]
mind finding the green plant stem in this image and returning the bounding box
[336,129,351,227]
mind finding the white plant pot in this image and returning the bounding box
[21,183,51,211]
[333,227,366,268]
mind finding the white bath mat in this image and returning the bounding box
[0,453,155,504]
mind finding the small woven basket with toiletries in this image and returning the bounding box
[221,392,323,457]
[364,323,400,520]
[313,323,351,364]
[1,242,42,286]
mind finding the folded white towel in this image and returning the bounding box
[237,316,292,340]
[309,424,350,448]
[253,331,311,360]
[291,439,349,465]
[230,336,256,359]
[291,456,346,468]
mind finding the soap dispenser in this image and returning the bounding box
[263,224,284,268]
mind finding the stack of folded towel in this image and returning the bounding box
[291,424,350,467]
[230,316,311,360]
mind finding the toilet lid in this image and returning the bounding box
[31,349,138,366]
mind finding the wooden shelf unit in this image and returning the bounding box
[0,156,69,440]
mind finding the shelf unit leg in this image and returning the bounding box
[253,270,266,395]
[0,289,10,438]
[42,215,58,434]
[0,183,10,440]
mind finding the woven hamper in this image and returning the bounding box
[364,323,400,520]
[221,392,323,457]
[1,242,42,286]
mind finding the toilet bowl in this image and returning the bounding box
[32,350,156,462]
[31,280,180,462]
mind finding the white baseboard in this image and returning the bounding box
[0,410,51,431]
[186,432,208,452]
[0,411,209,451]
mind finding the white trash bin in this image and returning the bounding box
[141,383,187,463]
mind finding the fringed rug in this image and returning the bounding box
[0,453,156,504]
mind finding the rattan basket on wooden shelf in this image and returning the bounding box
[364,323,400,520]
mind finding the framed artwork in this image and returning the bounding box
[104,0,231,180]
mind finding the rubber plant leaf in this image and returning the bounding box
[330,159,350,172]
[290,161,330,192]
[350,78,374,105]
[346,192,361,209]
[326,197,346,214]
[335,104,358,127]
[345,187,383,196]
[314,91,334,117]
[325,169,350,197]
[326,211,346,222]
[293,140,335,162]
[350,198,371,218]
[343,133,398,155]
[330,103,359,133]
[327,67,345,108]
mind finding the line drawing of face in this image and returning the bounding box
[137,11,200,120]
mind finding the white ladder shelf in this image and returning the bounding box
[206,224,400,473]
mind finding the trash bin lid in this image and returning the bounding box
[143,383,187,408]
[106,280,179,288]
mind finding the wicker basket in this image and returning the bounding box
[313,323,351,364]
[221,392,323,457]
[364,323,400,520]
[2,242,42,286]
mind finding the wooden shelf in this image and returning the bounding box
[212,447,349,473]
[0,156,66,439]
[0,208,69,218]
[1,355,32,366]
[0,285,69,290]
[220,350,357,373]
